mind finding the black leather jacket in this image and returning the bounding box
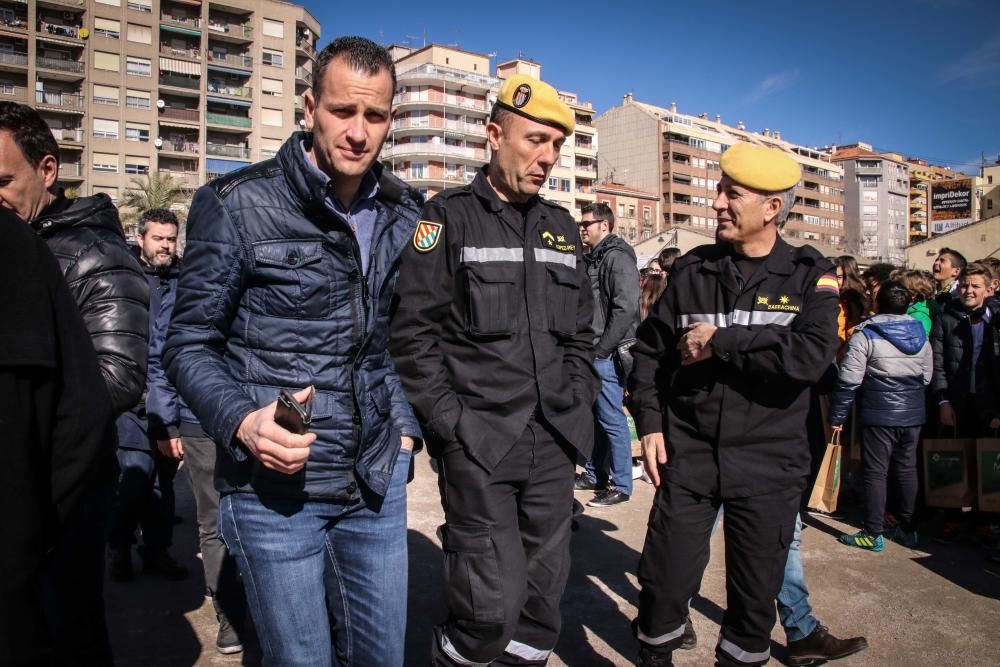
[32,193,150,414]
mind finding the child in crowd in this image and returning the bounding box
[892,269,938,336]
[830,281,932,551]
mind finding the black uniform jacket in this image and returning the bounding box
[628,237,839,499]
[389,169,599,471]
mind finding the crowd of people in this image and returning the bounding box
[2,34,995,667]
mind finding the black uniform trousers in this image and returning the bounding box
[636,479,801,666]
[432,416,575,666]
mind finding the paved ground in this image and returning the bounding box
[107,454,1000,666]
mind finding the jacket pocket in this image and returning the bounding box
[250,240,329,319]
[546,264,580,337]
[442,524,505,624]
[463,263,518,339]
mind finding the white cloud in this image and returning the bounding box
[739,69,801,107]
[938,35,1000,87]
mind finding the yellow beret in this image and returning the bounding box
[720,142,801,191]
[494,74,574,135]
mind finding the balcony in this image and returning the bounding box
[295,38,315,58]
[393,91,487,113]
[208,52,252,69]
[160,14,201,30]
[159,139,199,154]
[396,63,500,92]
[51,127,84,143]
[160,106,199,123]
[0,83,27,102]
[206,112,250,129]
[57,162,84,180]
[157,169,199,188]
[294,94,305,111]
[35,89,83,110]
[295,66,313,86]
[207,83,250,98]
[160,73,200,90]
[382,143,487,162]
[206,20,252,41]
[37,20,81,40]
[37,0,86,8]
[574,143,597,157]
[206,143,249,159]
[0,15,27,32]
[390,117,487,137]
[36,56,84,74]
[160,45,200,60]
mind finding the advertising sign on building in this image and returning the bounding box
[931,178,974,234]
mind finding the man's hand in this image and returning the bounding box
[236,387,317,475]
[641,432,668,487]
[939,402,956,428]
[831,424,844,433]
[401,435,415,451]
[678,322,716,366]
[157,437,184,460]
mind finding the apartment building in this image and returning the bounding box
[982,160,1000,219]
[381,45,597,216]
[593,181,660,245]
[895,157,964,244]
[595,96,847,249]
[4,0,319,207]
[830,144,910,264]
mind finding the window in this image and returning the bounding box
[411,162,427,178]
[617,203,625,217]
[93,118,119,139]
[127,23,152,44]
[643,206,651,221]
[858,159,882,169]
[124,156,149,174]
[93,51,120,71]
[94,18,120,39]
[125,89,150,109]
[628,205,636,218]
[92,152,119,172]
[127,0,152,12]
[862,204,879,216]
[989,199,994,210]
[92,185,119,203]
[548,177,557,190]
[560,179,570,192]
[863,190,878,202]
[93,84,119,106]
[989,175,994,185]
[125,122,150,142]
[262,19,284,38]
[262,49,283,67]
[96,0,121,5]
[126,56,151,77]
[261,107,283,127]
[260,137,282,158]
[261,77,283,97]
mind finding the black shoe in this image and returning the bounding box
[216,611,243,655]
[109,548,133,582]
[787,625,868,666]
[680,616,696,650]
[574,472,598,491]
[141,549,190,580]
[636,645,672,666]
[587,489,630,507]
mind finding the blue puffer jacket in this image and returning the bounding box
[163,132,423,501]
[829,314,933,427]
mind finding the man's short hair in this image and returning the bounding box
[138,208,179,236]
[875,280,912,315]
[862,263,895,285]
[658,247,682,272]
[313,36,396,99]
[892,269,935,302]
[976,256,1000,281]
[759,186,796,228]
[581,202,614,232]
[938,247,967,272]
[960,261,991,283]
[489,105,515,131]
[0,102,59,170]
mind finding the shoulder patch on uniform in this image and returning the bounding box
[816,273,840,293]
[413,220,443,252]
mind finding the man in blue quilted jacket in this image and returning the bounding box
[163,37,422,666]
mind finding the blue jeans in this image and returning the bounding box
[707,511,819,642]
[219,449,411,666]
[585,357,633,495]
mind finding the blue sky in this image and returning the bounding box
[302,0,999,175]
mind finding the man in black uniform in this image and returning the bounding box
[389,74,598,666]
[628,142,841,667]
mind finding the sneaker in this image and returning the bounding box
[787,625,868,666]
[838,531,884,552]
[574,472,598,491]
[108,548,133,582]
[216,611,243,655]
[587,489,630,507]
[141,548,190,580]
[890,526,919,548]
[680,616,696,650]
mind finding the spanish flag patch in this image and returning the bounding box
[815,274,840,293]
[413,220,443,253]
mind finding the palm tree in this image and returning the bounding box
[118,171,192,242]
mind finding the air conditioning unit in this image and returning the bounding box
[154,138,163,148]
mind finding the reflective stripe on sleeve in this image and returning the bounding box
[461,247,524,263]
[533,248,577,269]
[440,633,491,666]
[678,310,797,329]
